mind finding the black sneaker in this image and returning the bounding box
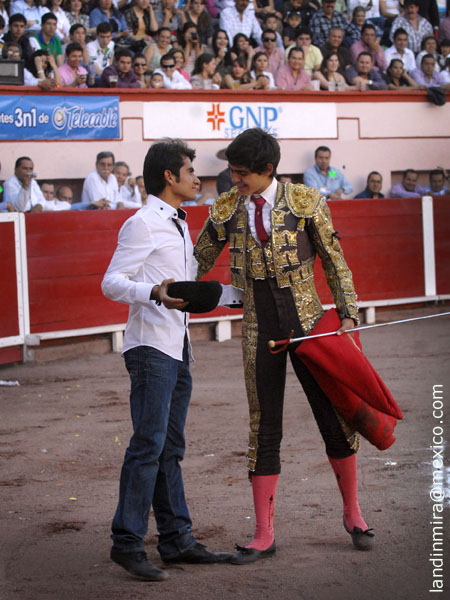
[162,542,233,564]
[110,548,168,581]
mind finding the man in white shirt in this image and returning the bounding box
[220,0,263,47]
[81,151,118,209]
[384,27,416,73]
[113,161,142,209]
[154,53,192,89]
[102,139,232,581]
[3,157,53,212]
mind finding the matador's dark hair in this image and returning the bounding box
[225,128,280,178]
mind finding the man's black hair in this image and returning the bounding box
[403,168,418,177]
[65,42,83,56]
[225,128,280,178]
[143,139,196,196]
[70,23,86,36]
[296,27,313,38]
[393,27,408,39]
[41,12,57,25]
[429,169,445,180]
[15,156,32,169]
[287,45,304,58]
[314,146,331,158]
[97,22,113,34]
[115,48,133,61]
[9,13,27,26]
[361,23,376,34]
[357,51,373,61]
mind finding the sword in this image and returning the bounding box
[267,311,450,352]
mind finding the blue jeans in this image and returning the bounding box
[111,339,196,558]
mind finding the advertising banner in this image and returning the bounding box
[143,101,337,139]
[0,96,120,140]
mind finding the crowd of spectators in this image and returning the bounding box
[1,149,448,215]
[1,0,450,91]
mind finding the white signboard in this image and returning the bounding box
[143,101,337,140]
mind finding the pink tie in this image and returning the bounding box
[251,195,269,248]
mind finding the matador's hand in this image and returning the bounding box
[336,317,355,337]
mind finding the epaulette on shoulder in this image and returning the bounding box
[285,183,323,218]
[210,186,240,224]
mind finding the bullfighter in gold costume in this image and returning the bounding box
[194,129,374,563]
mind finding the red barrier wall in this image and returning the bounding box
[434,196,450,295]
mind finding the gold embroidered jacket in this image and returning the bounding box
[194,182,359,333]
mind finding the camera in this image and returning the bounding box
[190,32,198,41]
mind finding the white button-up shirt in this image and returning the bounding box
[81,170,119,208]
[3,175,54,212]
[102,195,195,359]
[219,6,262,46]
[244,176,278,244]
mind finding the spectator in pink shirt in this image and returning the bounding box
[58,42,88,87]
[349,23,387,71]
[254,28,285,76]
[275,46,313,90]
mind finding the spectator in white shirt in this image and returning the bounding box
[220,0,263,47]
[384,27,416,73]
[3,157,54,212]
[55,185,74,210]
[113,161,143,209]
[81,151,119,209]
[153,52,192,88]
[86,22,115,84]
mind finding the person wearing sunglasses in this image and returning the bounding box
[153,52,192,89]
[132,53,149,87]
[254,27,284,76]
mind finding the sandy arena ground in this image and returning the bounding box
[0,306,449,600]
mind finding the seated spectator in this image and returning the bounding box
[144,26,172,72]
[65,0,94,40]
[113,162,142,209]
[230,32,254,72]
[275,46,313,90]
[354,171,385,198]
[153,52,192,88]
[309,0,356,48]
[86,22,114,84]
[282,10,302,47]
[39,181,71,210]
[41,181,55,202]
[81,151,118,209]
[424,169,449,196]
[190,53,222,88]
[154,0,186,37]
[149,71,164,87]
[312,50,353,90]
[303,145,353,199]
[135,175,148,205]
[184,0,214,47]
[178,22,203,74]
[391,169,427,198]
[344,5,366,48]
[383,58,421,89]
[220,0,263,47]
[250,51,276,88]
[132,53,148,87]
[90,0,131,45]
[263,12,284,48]
[47,0,71,42]
[29,13,64,66]
[350,23,387,71]
[58,42,88,86]
[410,54,447,88]
[9,0,49,36]
[281,0,320,29]
[285,28,322,76]
[124,0,158,54]
[3,157,53,212]
[254,27,284,76]
[384,28,416,73]
[222,56,265,89]
[25,48,63,88]
[212,29,233,77]
[415,35,441,73]
[389,0,433,54]
[1,13,34,64]
[65,24,90,67]
[100,47,141,87]
[320,26,352,72]
[171,47,191,81]
[55,184,73,209]
[345,51,387,90]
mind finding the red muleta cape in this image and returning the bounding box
[296,309,403,451]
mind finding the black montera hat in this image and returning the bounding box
[167,280,222,313]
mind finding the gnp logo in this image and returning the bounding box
[206,103,279,137]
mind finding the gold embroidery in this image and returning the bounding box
[210,187,240,224]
